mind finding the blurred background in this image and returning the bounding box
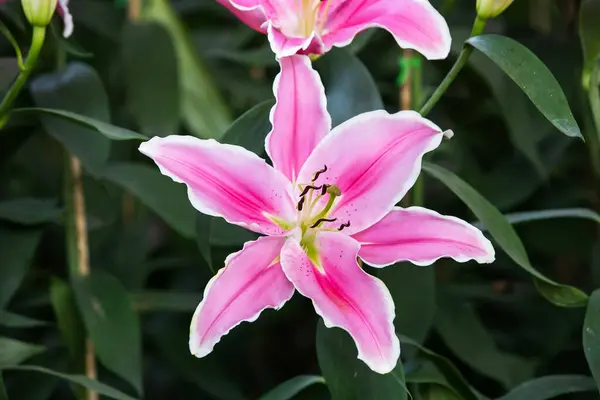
[1,0,600,399]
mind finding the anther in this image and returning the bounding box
[337,221,351,231]
[320,184,329,196]
[312,165,328,182]
[300,184,322,198]
[297,197,306,211]
[310,217,337,228]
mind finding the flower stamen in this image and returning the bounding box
[312,165,328,182]
[337,221,351,231]
[310,217,337,228]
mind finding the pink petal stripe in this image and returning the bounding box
[216,0,267,32]
[190,236,294,358]
[139,135,296,236]
[296,110,444,235]
[353,207,495,267]
[280,232,400,374]
[322,0,451,60]
[266,55,331,182]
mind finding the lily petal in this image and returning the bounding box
[322,0,451,60]
[280,231,399,374]
[297,110,444,235]
[57,0,73,38]
[190,236,294,358]
[216,0,267,32]
[139,135,296,236]
[267,23,317,58]
[353,207,495,267]
[266,55,331,182]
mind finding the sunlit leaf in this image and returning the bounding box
[258,375,325,400]
[423,163,588,307]
[467,35,581,138]
[72,271,142,394]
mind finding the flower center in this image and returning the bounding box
[295,165,350,234]
[280,0,332,38]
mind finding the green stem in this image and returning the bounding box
[0,26,46,124]
[0,20,24,70]
[419,16,487,117]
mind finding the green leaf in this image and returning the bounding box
[72,270,142,394]
[258,375,326,400]
[579,0,600,89]
[196,214,214,273]
[0,311,48,328]
[2,366,139,400]
[131,291,200,313]
[49,278,85,366]
[103,162,196,238]
[467,34,581,138]
[497,375,596,400]
[435,297,534,388]
[12,108,147,141]
[475,208,600,228]
[122,21,180,135]
[142,0,231,139]
[221,100,274,156]
[29,62,112,174]
[316,321,408,400]
[315,48,383,127]
[422,384,462,400]
[0,373,7,400]
[584,289,600,393]
[0,198,61,225]
[378,263,435,345]
[399,335,477,400]
[423,163,588,307]
[0,228,42,309]
[0,338,45,367]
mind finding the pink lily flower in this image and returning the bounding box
[57,0,73,37]
[139,55,494,374]
[216,0,451,59]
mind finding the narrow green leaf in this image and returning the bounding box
[467,34,581,138]
[142,0,231,139]
[436,298,534,388]
[122,21,180,135]
[12,108,147,141]
[316,321,409,400]
[103,162,196,238]
[0,198,61,225]
[579,0,600,89]
[3,366,139,400]
[29,62,112,173]
[399,335,477,400]
[0,311,48,328]
[315,48,383,127]
[258,375,326,400]
[0,373,7,400]
[497,375,596,400]
[0,338,45,367]
[72,271,142,394]
[423,163,588,307]
[131,291,200,313]
[49,277,85,367]
[584,289,600,393]
[475,208,600,228]
[221,100,274,156]
[0,228,42,309]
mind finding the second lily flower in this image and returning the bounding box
[139,55,495,374]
